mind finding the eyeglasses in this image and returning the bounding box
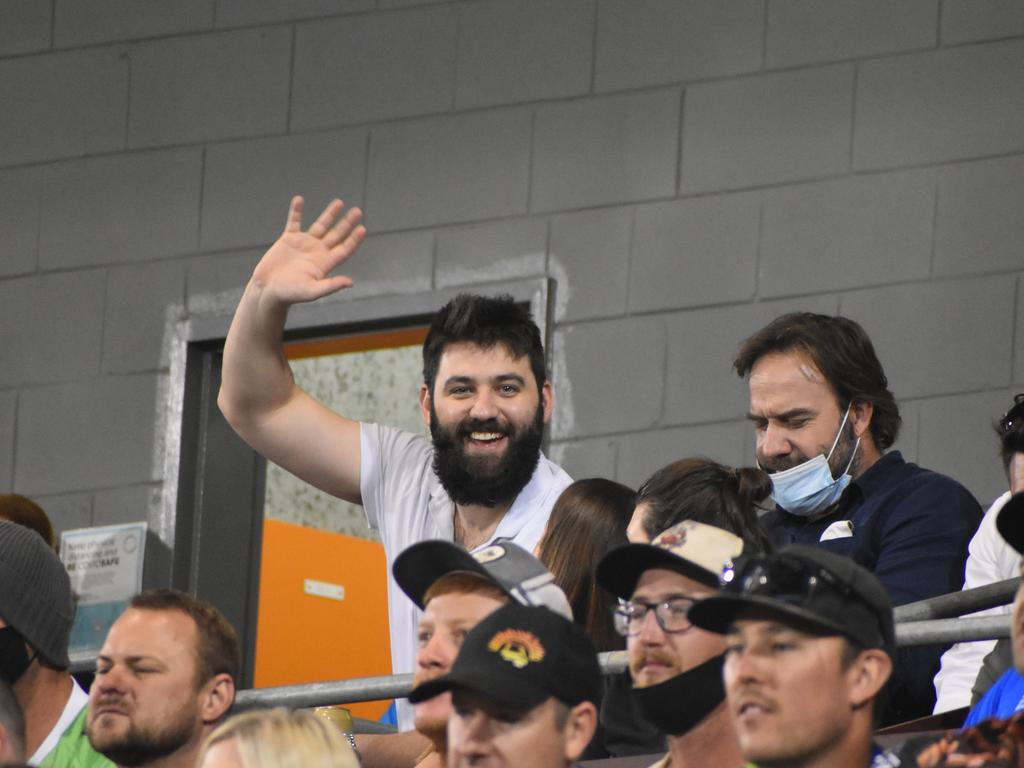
[999,394,1024,435]
[612,597,699,637]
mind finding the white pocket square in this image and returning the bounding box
[820,520,854,541]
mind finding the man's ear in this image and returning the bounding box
[419,384,432,429]
[541,380,554,424]
[846,649,891,710]
[562,701,598,763]
[200,674,235,724]
[849,400,874,440]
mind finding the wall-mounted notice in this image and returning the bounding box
[60,522,147,659]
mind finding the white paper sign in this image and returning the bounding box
[60,522,147,657]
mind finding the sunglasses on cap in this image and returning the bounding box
[729,555,855,604]
[999,394,1024,436]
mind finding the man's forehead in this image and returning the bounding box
[748,351,837,407]
[437,342,532,374]
[632,567,713,599]
[422,590,506,622]
[102,608,198,657]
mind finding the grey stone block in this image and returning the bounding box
[293,8,455,130]
[942,0,1024,45]
[367,109,531,231]
[0,48,127,166]
[456,0,592,108]
[840,276,1015,399]
[890,397,921,465]
[104,261,187,374]
[40,149,202,270]
[201,129,367,252]
[547,437,618,484]
[0,393,15,490]
[594,0,762,92]
[616,421,748,489]
[854,40,1024,170]
[32,493,93,537]
[629,192,759,313]
[0,0,50,55]
[916,388,1017,506]
[766,0,936,68]
[934,155,1024,277]
[54,0,213,47]
[93,484,161,526]
[436,218,547,289]
[681,65,853,194]
[0,271,105,387]
[186,249,264,315]
[532,90,679,212]
[0,166,41,278]
[760,171,934,298]
[15,375,160,496]
[341,230,434,300]
[128,28,290,148]
[551,317,665,439]
[216,0,370,26]
[549,206,631,323]
[1017,278,1024,385]
[663,295,840,427]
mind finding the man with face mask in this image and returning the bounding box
[596,520,748,768]
[218,197,571,729]
[0,521,114,767]
[735,312,982,722]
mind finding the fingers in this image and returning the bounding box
[329,223,367,263]
[308,198,345,238]
[284,195,304,232]
[322,206,364,250]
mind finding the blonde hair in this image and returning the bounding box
[198,708,359,768]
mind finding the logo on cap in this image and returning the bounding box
[474,545,506,564]
[488,629,545,669]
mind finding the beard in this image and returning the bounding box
[430,402,544,508]
[87,702,196,767]
[412,671,450,746]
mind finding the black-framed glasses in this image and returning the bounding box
[612,597,699,637]
[999,394,1024,435]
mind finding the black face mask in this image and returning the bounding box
[0,626,34,685]
[631,653,727,737]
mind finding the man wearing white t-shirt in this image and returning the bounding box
[219,197,571,730]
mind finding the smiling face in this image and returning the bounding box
[723,619,857,766]
[626,568,722,689]
[748,351,865,478]
[422,342,553,507]
[412,590,507,742]
[87,608,219,766]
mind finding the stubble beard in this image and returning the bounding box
[430,402,544,508]
[87,706,197,767]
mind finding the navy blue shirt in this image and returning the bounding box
[761,451,982,724]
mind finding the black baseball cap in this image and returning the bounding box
[688,544,895,653]
[408,602,602,710]
[392,539,572,619]
[596,520,746,598]
[997,493,1024,553]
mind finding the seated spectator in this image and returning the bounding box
[0,495,55,550]
[734,311,982,722]
[537,478,634,652]
[0,521,112,768]
[0,679,25,764]
[933,393,1024,714]
[358,539,571,768]
[196,708,359,768]
[596,520,749,768]
[690,545,897,768]
[627,458,773,554]
[86,590,238,768]
[409,603,601,768]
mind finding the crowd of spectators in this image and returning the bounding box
[4,197,1024,767]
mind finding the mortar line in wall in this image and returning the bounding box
[1011,276,1020,385]
[123,40,134,148]
[195,146,208,256]
[361,129,372,210]
[674,89,685,195]
[8,391,19,491]
[588,0,599,93]
[927,171,940,279]
[450,3,462,111]
[284,24,297,134]
[525,108,537,213]
[753,196,764,299]
[623,206,637,315]
[760,0,768,69]
[847,62,858,171]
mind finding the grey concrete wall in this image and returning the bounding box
[2,1,1022,549]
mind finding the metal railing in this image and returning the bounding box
[232,579,1017,719]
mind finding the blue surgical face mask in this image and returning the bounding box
[764,406,860,518]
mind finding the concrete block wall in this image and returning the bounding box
[2,1,1022,557]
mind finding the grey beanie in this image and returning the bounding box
[0,521,73,668]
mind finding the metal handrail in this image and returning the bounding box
[894,578,1019,622]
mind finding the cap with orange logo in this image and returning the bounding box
[408,602,602,710]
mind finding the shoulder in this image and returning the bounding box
[859,453,981,520]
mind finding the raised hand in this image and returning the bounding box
[251,195,366,305]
